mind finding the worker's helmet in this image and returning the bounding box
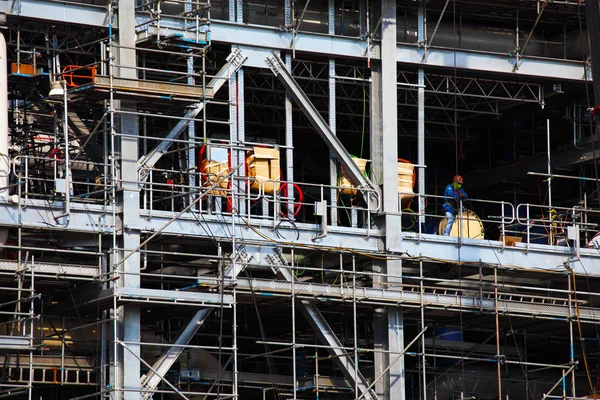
[453,175,463,184]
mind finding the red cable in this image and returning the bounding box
[279,183,304,217]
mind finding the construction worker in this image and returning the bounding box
[442,175,468,236]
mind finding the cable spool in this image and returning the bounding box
[437,209,485,239]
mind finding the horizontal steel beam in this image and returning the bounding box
[0,200,117,233]
[0,0,109,27]
[139,209,382,251]
[211,21,587,81]
[6,2,585,81]
[209,276,600,323]
[1,200,598,278]
[402,233,600,277]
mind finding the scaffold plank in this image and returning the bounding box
[0,259,98,277]
[114,287,233,306]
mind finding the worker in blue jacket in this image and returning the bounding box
[442,175,468,236]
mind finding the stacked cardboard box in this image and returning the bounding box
[202,159,229,196]
[338,158,368,195]
[398,161,415,204]
[248,147,281,194]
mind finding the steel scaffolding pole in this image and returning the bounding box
[276,263,377,400]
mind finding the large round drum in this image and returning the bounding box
[438,209,485,239]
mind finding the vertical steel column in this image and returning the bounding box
[228,43,238,216]
[186,0,196,209]
[228,0,246,217]
[236,68,246,216]
[229,0,235,22]
[236,0,243,23]
[329,0,337,227]
[117,1,141,399]
[285,0,294,220]
[418,1,426,225]
[359,0,366,38]
[370,59,387,397]
[381,1,403,399]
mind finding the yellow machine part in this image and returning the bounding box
[438,209,485,239]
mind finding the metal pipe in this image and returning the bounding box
[495,267,502,400]
[547,118,552,245]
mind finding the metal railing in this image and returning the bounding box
[399,190,600,251]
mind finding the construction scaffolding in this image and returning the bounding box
[0,0,598,400]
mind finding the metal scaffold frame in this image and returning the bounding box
[0,0,598,400]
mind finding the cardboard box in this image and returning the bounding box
[11,63,42,77]
[500,235,522,247]
[248,147,281,194]
[398,162,415,201]
[338,158,368,195]
[202,159,229,196]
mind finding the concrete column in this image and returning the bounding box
[117,1,140,399]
